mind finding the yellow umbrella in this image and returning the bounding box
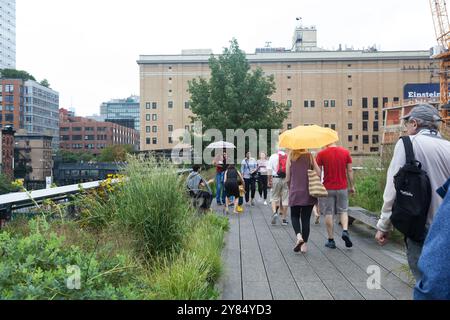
[279,125,339,149]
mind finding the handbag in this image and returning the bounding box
[308,155,328,198]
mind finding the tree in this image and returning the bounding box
[0,174,20,195]
[0,68,36,81]
[188,39,289,144]
[98,145,134,162]
[40,79,50,88]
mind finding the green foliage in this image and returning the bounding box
[0,174,21,195]
[57,150,95,163]
[0,218,146,299]
[188,39,289,152]
[39,79,50,88]
[0,68,36,81]
[98,145,134,162]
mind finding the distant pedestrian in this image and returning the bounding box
[268,148,289,226]
[375,104,450,282]
[257,152,269,205]
[186,165,213,211]
[241,152,258,206]
[286,149,321,253]
[212,150,228,205]
[224,164,244,215]
[414,178,450,300]
[316,143,355,249]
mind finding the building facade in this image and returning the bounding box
[0,0,15,69]
[0,125,14,178]
[0,79,59,149]
[137,49,437,156]
[100,95,140,131]
[59,108,140,155]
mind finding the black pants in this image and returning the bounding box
[290,205,314,242]
[257,175,268,200]
[244,178,256,203]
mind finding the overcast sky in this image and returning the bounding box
[17,0,436,116]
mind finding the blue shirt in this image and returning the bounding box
[414,183,450,300]
[241,158,258,179]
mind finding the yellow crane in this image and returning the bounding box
[430,0,450,124]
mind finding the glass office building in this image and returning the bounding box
[100,95,140,131]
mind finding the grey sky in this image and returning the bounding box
[17,0,436,116]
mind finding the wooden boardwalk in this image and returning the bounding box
[216,198,414,300]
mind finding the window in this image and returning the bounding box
[373,121,379,132]
[287,64,291,68]
[363,121,368,131]
[348,135,353,142]
[310,100,315,108]
[372,135,379,144]
[324,100,329,108]
[185,125,190,131]
[152,138,157,145]
[146,138,151,144]
[168,137,173,144]
[85,135,95,140]
[374,111,379,120]
[73,135,82,141]
[287,100,292,108]
[347,99,352,107]
[373,97,379,108]
[184,101,190,109]
[362,111,369,121]
[287,124,292,129]
[330,100,336,108]
[146,102,151,109]
[287,88,291,92]
[152,114,157,121]
[73,127,82,131]
[152,126,157,133]
[152,102,157,109]
[348,75,352,79]
[331,124,336,130]
[348,123,353,130]
[393,97,400,103]
[85,127,94,131]
[370,147,379,152]
[354,146,358,151]
[382,97,388,107]
[304,100,309,108]
[5,114,13,121]
[146,126,151,133]
[324,124,329,128]
[362,97,368,108]
[287,76,291,79]
[168,125,173,132]
[363,135,369,144]
[4,84,13,92]
[168,101,173,108]
[61,135,70,141]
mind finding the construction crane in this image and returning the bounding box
[430,0,450,125]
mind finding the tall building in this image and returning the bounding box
[0,125,14,179]
[59,108,140,155]
[0,79,59,149]
[100,95,140,131]
[137,29,437,156]
[0,0,16,69]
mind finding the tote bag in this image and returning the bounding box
[308,155,328,198]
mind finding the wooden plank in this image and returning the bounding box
[348,207,378,228]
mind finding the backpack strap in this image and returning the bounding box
[400,136,416,165]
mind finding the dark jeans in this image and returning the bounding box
[244,178,256,203]
[405,229,428,283]
[258,175,268,200]
[290,205,314,242]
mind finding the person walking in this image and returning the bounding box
[375,104,450,282]
[316,143,355,249]
[241,152,258,206]
[286,149,321,253]
[268,148,289,226]
[212,150,228,205]
[257,152,269,205]
[224,164,244,214]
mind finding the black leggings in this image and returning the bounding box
[257,175,268,200]
[290,205,314,242]
[244,178,256,202]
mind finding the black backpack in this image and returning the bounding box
[390,136,431,242]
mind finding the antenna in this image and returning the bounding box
[265,41,272,48]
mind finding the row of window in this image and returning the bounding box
[286,97,399,109]
[61,127,109,132]
[145,101,190,110]
[68,143,107,150]
[145,137,174,145]
[347,135,379,145]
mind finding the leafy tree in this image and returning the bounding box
[56,150,94,163]
[40,79,50,88]
[0,68,36,81]
[98,145,134,162]
[188,39,289,145]
[0,174,20,195]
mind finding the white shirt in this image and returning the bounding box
[377,129,450,232]
[268,151,287,177]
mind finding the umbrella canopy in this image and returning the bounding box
[279,125,339,150]
[205,141,236,149]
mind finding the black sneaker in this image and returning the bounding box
[281,219,289,226]
[325,239,336,249]
[342,231,353,248]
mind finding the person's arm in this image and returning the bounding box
[238,171,244,185]
[223,170,227,184]
[285,153,291,185]
[347,163,355,194]
[312,157,321,177]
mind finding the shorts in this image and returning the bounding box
[225,181,240,198]
[319,189,349,215]
[271,177,289,206]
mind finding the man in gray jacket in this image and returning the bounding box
[375,104,450,282]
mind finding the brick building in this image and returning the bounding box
[59,108,139,155]
[0,125,15,179]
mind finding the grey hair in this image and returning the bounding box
[410,117,440,131]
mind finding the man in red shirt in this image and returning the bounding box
[316,143,355,249]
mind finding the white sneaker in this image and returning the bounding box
[264,200,268,205]
[271,213,279,225]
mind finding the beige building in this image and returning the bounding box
[138,42,436,156]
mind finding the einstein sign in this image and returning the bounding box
[403,83,449,99]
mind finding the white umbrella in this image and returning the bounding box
[205,141,236,149]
